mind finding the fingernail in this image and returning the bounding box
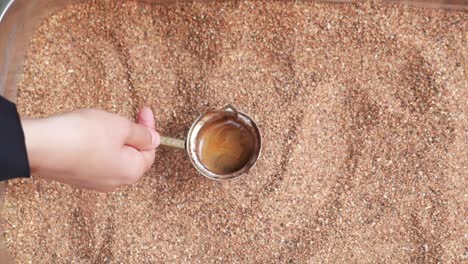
[150,129,160,147]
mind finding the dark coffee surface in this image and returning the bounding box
[196,116,255,175]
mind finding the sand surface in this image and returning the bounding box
[2,0,467,263]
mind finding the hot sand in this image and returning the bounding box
[2,0,467,263]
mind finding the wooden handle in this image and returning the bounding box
[160,136,186,149]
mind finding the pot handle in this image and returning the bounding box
[160,136,186,149]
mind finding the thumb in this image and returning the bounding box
[137,106,155,130]
[135,107,158,171]
[125,122,160,151]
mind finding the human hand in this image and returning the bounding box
[21,107,160,192]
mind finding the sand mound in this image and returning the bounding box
[3,1,467,262]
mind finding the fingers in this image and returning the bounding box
[125,107,160,151]
[119,107,158,187]
[119,146,152,185]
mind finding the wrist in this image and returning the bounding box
[21,119,45,174]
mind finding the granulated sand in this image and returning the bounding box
[2,0,467,263]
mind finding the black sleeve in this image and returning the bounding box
[0,96,30,180]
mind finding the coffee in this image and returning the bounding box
[196,115,255,175]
